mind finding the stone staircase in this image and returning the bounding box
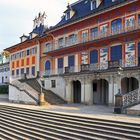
[0,105,139,140]
[20,78,67,105]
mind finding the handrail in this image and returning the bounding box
[9,83,39,104]
[122,89,140,108]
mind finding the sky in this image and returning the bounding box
[0,0,77,52]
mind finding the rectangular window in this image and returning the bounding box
[12,62,15,68]
[45,43,51,52]
[33,47,37,54]
[21,51,24,57]
[26,49,30,56]
[21,68,24,75]
[125,16,135,29]
[68,55,75,67]
[32,66,35,76]
[91,0,96,10]
[81,52,88,64]
[100,24,108,36]
[66,12,70,20]
[51,80,56,88]
[32,56,35,64]
[91,27,98,39]
[81,30,88,43]
[69,34,77,45]
[26,67,30,75]
[58,38,64,48]
[12,70,14,76]
[58,58,63,68]
[16,61,19,67]
[26,58,30,65]
[16,69,19,75]
[21,59,24,66]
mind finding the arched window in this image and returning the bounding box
[45,60,51,71]
[90,50,98,64]
[111,19,122,33]
[110,45,122,61]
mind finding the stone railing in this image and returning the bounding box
[11,80,39,101]
[122,89,140,108]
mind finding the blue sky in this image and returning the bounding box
[0,0,76,52]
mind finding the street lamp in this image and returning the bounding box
[40,76,45,106]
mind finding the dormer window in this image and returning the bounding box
[66,12,70,20]
[91,0,96,10]
[65,4,75,21]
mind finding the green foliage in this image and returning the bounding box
[0,85,9,94]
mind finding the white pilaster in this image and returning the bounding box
[75,54,79,72]
[64,56,68,67]
[65,82,72,103]
[84,81,93,105]
[36,44,40,72]
[81,78,93,105]
[109,83,113,106]
[55,58,58,74]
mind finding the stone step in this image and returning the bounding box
[24,79,67,105]
[1,105,139,129]
[0,111,138,140]
[0,117,91,140]
[0,105,139,140]
[127,104,140,116]
[0,131,20,140]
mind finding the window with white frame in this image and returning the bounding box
[81,30,88,42]
[125,16,135,29]
[58,38,64,48]
[69,34,77,45]
[91,0,96,10]
[100,24,108,36]
[45,43,51,52]
[66,11,70,20]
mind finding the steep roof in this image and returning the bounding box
[54,0,127,28]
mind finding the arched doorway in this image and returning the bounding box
[121,77,139,94]
[93,79,109,105]
[73,80,81,103]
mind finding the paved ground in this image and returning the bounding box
[0,94,9,102]
[0,101,140,124]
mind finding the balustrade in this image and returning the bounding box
[122,89,140,108]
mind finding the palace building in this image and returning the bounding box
[5,0,140,107]
[0,51,10,85]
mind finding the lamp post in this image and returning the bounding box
[114,66,124,114]
[40,76,45,106]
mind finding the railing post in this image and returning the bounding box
[114,89,123,114]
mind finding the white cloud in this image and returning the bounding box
[0,0,77,51]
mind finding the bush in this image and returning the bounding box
[0,85,9,94]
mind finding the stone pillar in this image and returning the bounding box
[81,80,85,104]
[108,76,114,106]
[84,79,93,105]
[65,80,72,103]
[81,77,93,105]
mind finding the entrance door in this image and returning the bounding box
[121,77,139,94]
[93,79,109,105]
[73,80,81,103]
